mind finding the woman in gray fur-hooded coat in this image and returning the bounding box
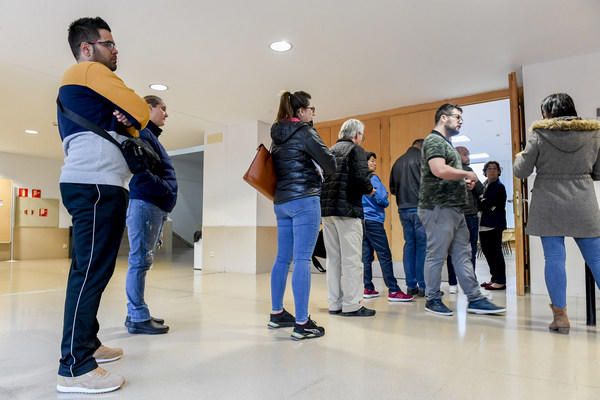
[514,93,600,334]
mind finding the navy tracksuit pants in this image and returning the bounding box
[58,183,128,377]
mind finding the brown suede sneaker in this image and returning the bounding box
[56,367,124,394]
[93,345,123,363]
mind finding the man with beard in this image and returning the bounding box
[417,104,505,317]
[56,17,149,393]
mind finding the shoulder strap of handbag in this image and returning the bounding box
[56,97,131,150]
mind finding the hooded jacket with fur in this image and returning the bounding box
[514,117,600,237]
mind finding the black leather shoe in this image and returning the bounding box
[125,316,165,328]
[127,319,169,335]
[328,309,342,315]
[341,306,376,317]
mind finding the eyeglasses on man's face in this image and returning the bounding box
[87,40,117,50]
[446,113,463,122]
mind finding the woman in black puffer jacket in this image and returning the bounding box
[267,91,335,341]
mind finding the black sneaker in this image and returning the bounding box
[268,308,295,329]
[291,318,325,340]
[341,306,376,317]
[406,287,419,296]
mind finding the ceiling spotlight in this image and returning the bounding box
[270,41,292,52]
[470,152,490,161]
[149,83,168,91]
[25,129,39,134]
[450,135,471,143]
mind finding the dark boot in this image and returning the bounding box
[549,304,570,334]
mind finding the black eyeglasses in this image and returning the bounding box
[88,40,117,50]
[446,113,463,121]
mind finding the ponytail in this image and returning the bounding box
[276,90,312,122]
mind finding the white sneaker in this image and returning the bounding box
[448,285,458,294]
[57,367,124,394]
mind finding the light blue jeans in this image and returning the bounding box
[271,196,321,324]
[126,199,167,322]
[540,236,600,308]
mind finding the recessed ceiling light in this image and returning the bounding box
[25,129,39,134]
[270,40,292,52]
[470,152,490,160]
[149,83,168,91]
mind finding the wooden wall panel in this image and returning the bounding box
[388,109,436,260]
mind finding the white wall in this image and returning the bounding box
[0,152,68,227]
[170,153,204,243]
[522,50,600,296]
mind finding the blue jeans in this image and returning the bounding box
[541,236,600,308]
[362,219,400,292]
[126,199,167,322]
[271,196,321,324]
[399,208,427,290]
[447,214,479,285]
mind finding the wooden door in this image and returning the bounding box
[388,110,436,260]
[509,71,529,296]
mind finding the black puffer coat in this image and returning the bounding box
[271,121,336,204]
[321,138,373,218]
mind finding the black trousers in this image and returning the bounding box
[479,227,506,285]
[58,183,128,377]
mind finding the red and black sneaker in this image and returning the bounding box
[388,291,414,302]
[363,288,380,299]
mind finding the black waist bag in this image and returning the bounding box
[57,98,161,174]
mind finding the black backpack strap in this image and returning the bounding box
[56,97,126,149]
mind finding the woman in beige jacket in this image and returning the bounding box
[514,93,600,334]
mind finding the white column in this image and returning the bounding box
[202,121,276,274]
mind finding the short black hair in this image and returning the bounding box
[540,93,578,118]
[68,17,111,59]
[483,161,501,177]
[435,103,463,124]
[365,152,376,160]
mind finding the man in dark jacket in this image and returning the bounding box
[389,139,427,297]
[125,95,178,335]
[321,119,376,317]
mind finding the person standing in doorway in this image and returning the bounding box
[56,17,149,393]
[362,152,413,302]
[478,161,507,290]
[418,104,505,316]
[389,139,427,297]
[124,95,177,334]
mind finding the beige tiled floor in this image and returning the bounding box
[1,251,599,399]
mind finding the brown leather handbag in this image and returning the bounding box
[243,144,276,200]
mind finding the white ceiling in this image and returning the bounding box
[2,0,600,160]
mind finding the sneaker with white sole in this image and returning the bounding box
[425,299,453,316]
[388,291,414,302]
[363,288,380,299]
[93,345,123,364]
[268,308,295,329]
[467,298,506,315]
[56,367,124,394]
[291,317,325,340]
